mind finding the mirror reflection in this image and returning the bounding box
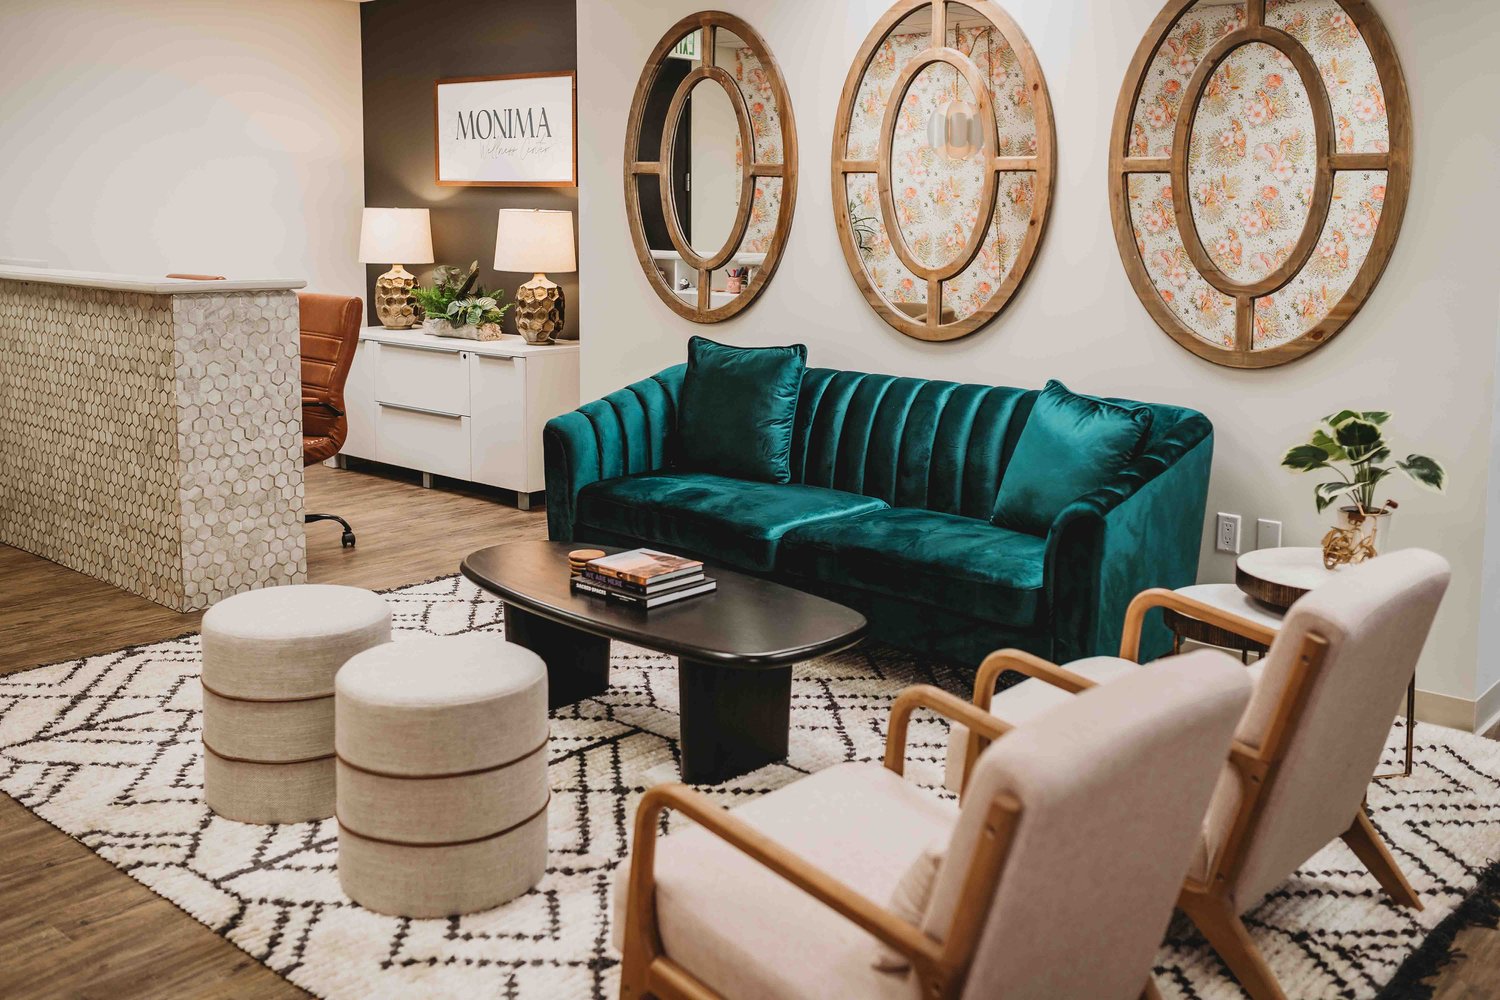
[677,77,742,258]
[638,27,782,310]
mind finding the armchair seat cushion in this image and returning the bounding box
[575,472,887,572]
[612,763,957,1000]
[779,508,1048,628]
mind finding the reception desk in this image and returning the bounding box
[0,266,308,611]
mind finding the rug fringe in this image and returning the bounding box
[1376,857,1500,999]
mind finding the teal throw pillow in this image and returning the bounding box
[678,336,808,484]
[991,379,1154,535]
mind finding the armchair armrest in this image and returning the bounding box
[953,651,1090,796]
[622,783,946,990]
[543,366,685,541]
[1119,588,1279,662]
[883,684,1013,778]
[301,397,344,417]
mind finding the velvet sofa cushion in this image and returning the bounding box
[678,336,807,484]
[779,508,1048,629]
[990,380,1154,536]
[576,471,887,573]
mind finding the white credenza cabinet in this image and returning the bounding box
[342,327,579,508]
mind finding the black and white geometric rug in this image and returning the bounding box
[1,575,1497,999]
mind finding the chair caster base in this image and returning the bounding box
[307,512,356,549]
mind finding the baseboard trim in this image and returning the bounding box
[1418,678,1500,735]
[1415,687,1478,732]
[1476,677,1500,737]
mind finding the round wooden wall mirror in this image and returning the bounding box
[1110,0,1410,368]
[625,12,798,323]
[832,0,1056,342]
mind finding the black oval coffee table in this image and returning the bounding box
[460,541,868,784]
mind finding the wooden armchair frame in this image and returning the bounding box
[962,588,1421,1000]
[619,685,1020,1000]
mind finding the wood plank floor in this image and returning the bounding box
[0,461,1495,998]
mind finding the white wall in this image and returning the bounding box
[579,0,1500,726]
[0,0,364,297]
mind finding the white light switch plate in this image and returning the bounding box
[1257,518,1282,549]
[1216,512,1242,554]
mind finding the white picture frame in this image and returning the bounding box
[434,72,577,187]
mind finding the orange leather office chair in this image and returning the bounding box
[300,293,363,547]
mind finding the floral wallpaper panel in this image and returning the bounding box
[1253,169,1385,347]
[1129,2,1247,158]
[1186,41,1318,285]
[1267,0,1390,154]
[1129,0,1388,159]
[844,18,1040,321]
[730,45,784,258]
[1128,172,1238,348]
[848,173,928,314]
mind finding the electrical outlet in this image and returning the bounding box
[1216,512,1242,554]
[1256,518,1282,549]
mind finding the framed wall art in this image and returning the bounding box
[1109,0,1410,368]
[831,0,1056,342]
[434,71,577,187]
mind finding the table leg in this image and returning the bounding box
[502,602,611,709]
[678,658,791,785]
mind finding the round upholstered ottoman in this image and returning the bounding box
[335,634,550,917]
[201,584,391,824]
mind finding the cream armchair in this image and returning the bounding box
[613,653,1252,1000]
[945,548,1451,1000]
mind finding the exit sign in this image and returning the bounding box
[668,31,700,61]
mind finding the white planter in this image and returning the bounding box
[424,318,479,340]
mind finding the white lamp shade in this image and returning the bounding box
[359,208,434,265]
[494,209,576,274]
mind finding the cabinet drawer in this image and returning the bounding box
[374,342,470,416]
[376,403,471,480]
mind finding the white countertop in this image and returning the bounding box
[361,325,579,357]
[0,265,306,295]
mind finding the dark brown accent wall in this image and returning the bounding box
[360,0,579,338]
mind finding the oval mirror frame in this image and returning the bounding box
[832,0,1056,342]
[624,12,798,323]
[1109,0,1411,369]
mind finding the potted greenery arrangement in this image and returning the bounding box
[1281,410,1445,568]
[411,262,513,341]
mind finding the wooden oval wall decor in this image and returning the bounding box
[624,12,798,323]
[1110,0,1410,368]
[832,0,1056,342]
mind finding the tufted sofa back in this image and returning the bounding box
[579,364,1205,525]
[790,370,1035,519]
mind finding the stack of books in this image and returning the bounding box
[570,548,717,609]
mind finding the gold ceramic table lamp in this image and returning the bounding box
[359,207,434,329]
[494,209,575,344]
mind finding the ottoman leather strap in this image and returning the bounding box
[202,739,335,766]
[334,731,549,780]
[337,793,550,848]
[201,678,334,704]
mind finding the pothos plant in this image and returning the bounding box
[1281,410,1445,516]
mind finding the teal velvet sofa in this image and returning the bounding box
[543,365,1213,666]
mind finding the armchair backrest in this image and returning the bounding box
[922,652,1252,1000]
[1228,548,1450,905]
[298,293,363,458]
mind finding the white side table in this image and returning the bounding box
[1232,546,1415,779]
[1162,584,1284,663]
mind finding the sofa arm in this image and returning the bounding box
[543,366,685,541]
[1043,416,1214,663]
